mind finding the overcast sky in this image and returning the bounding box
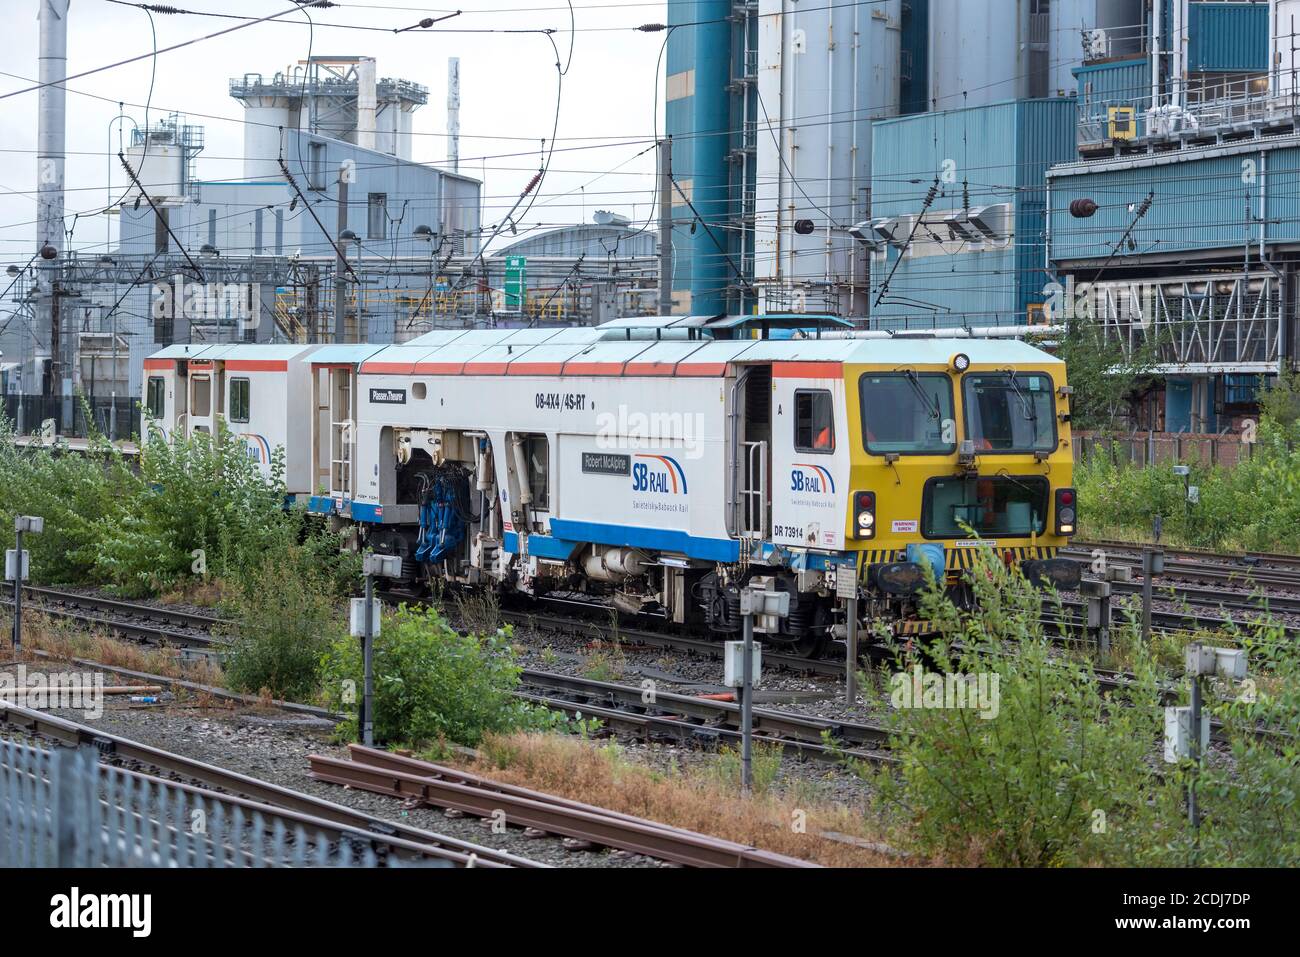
[0,0,666,264]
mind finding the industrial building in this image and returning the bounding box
[662,0,1298,432]
[866,97,1077,327]
[1,41,658,438]
[8,0,1300,439]
[1047,0,1300,432]
[663,0,1146,317]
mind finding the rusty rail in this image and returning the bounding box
[309,746,819,868]
[0,702,540,868]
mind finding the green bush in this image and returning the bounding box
[320,604,562,747]
[1195,620,1300,866]
[1076,419,1300,552]
[856,554,1177,866]
[221,536,346,701]
[0,415,300,595]
[854,549,1300,866]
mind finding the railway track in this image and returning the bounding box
[1064,542,1300,590]
[5,583,1284,754]
[309,745,817,868]
[1052,597,1298,642]
[0,701,540,868]
[515,667,896,764]
[1,583,224,654]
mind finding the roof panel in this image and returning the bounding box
[622,340,711,375]
[504,342,590,374]
[561,340,656,375]
[402,329,473,348]
[463,344,538,374]
[309,344,388,365]
[148,344,220,360]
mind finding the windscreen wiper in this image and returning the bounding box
[1005,370,1037,422]
[903,370,941,420]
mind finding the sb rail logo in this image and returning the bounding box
[791,463,836,495]
[633,454,689,495]
[238,433,272,465]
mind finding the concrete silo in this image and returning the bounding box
[753,0,902,316]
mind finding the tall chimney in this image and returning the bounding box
[447,57,460,171]
[356,56,376,150]
[36,0,71,400]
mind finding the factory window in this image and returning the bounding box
[145,377,165,419]
[308,142,326,190]
[526,434,549,511]
[207,209,217,248]
[794,390,835,453]
[154,207,170,255]
[229,377,251,423]
[367,193,387,240]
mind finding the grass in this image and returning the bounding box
[1,608,226,692]
[469,732,904,867]
[451,587,500,635]
[580,646,626,683]
[156,578,226,608]
[708,741,784,796]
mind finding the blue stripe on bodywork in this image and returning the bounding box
[305,495,339,515]
[757,543,858,571]
[502,532,582,560]
[547,518,740,563]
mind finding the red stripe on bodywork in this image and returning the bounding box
[143,359,171,371]
[507,362,565,375]
[674,362,727,377]
[561,361,626,376]
[623,362,677,376]
[360,361,415,374]
[412,362,466,375]
[225,359,288,372]
[773,362,843,379]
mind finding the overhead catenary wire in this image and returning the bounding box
[117,151,205,280]
[0,0,1275,322]
[278,156,360,282]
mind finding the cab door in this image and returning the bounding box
[187,366,216,435]
[770,365,847,551]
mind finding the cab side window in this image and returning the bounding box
[229,377,251,423]
[794,390,834,453]
[145,377,166,419]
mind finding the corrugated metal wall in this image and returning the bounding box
[1074,57,1150,131]
[1015,100,1079,310]
[870,98,1076,326]
[1047,144,1300,261]
[1188,1,1269,73]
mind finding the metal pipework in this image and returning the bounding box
[583,547,649,583]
